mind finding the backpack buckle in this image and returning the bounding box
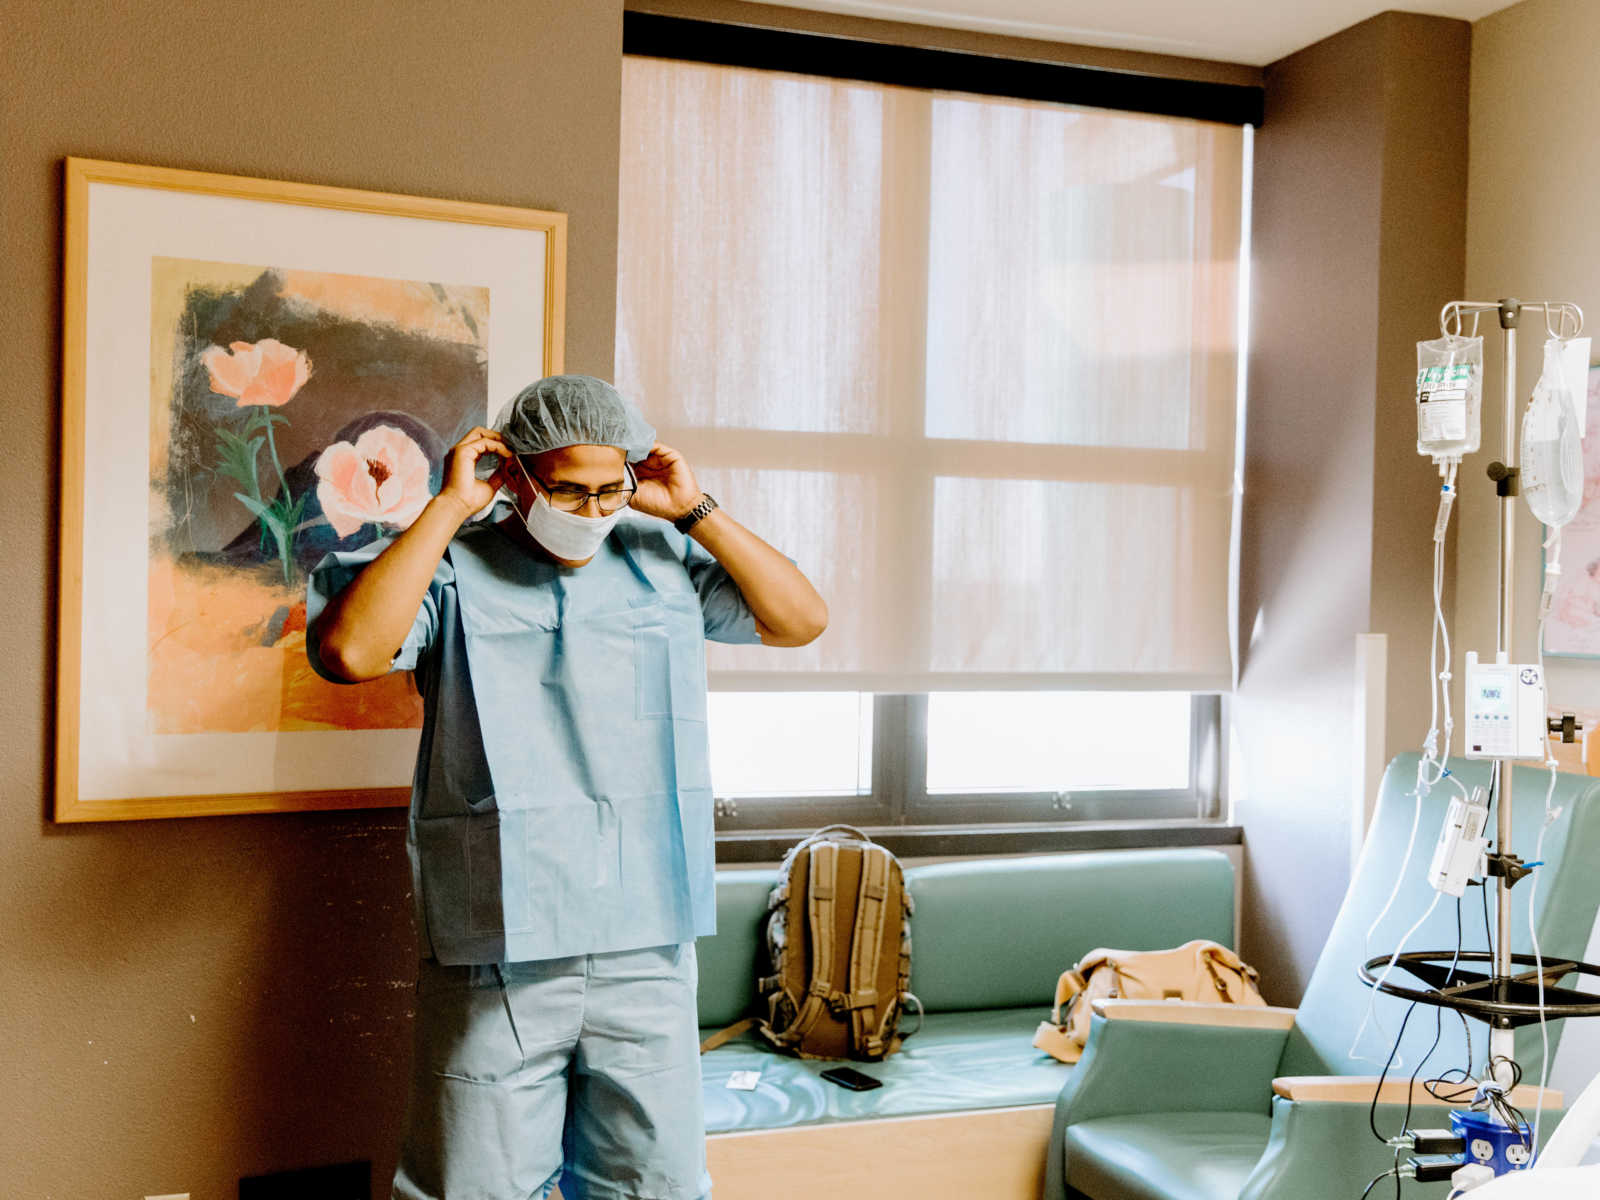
[827,988,878,1013]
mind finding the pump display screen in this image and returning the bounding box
[1474,678,1513,721]
[1464,656,1547,760]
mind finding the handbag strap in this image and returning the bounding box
[1050,965,1089,1025]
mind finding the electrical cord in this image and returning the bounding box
[1359,1159,1399,1200]
[1478,876,1494,968]
[1370,1002,1420,1143]
[1356,891,1444,1074]
[1402,898,1467,1136]
[1425,1058,1532,1152]
[1358,1142,1407,1199]
[1369,898,1468,1145]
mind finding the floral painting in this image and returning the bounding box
[1544,363,1600,656]
[148,257,488,733]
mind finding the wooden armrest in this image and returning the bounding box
[1089,1000,1297,1031]
[1272,1076,1563,1108]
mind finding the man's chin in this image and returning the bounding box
[497,513,597,567]
[539,543,594,568]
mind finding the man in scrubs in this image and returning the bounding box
[306,375,827,1200]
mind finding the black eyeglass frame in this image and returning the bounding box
[512,455,637,514]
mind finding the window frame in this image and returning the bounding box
[710,692,1224,834]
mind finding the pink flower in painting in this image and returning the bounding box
[315,426,433,539]
[201,338,312,408]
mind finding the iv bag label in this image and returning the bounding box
[1419,364,1475,389]
[1418,392,1467,441]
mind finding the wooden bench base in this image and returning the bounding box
[706,1103,1056,1199]
[549,1103,1056,1199]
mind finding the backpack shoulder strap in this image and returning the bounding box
[846,845,891,1056]
[784,839,839,1041]
[699,1017,757,1054]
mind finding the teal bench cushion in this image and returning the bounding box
[698,869,780,1028]
[697,848,1238,1134]
[903,850,1237,1012]
[700,1006,1070,1134]
[700,849,1237,1025]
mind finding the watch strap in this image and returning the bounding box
[674,493,718,533]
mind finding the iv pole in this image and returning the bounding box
[1360,297,1598,1089]
[1446,297,1584,1080]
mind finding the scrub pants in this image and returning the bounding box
[392,940,711,1200]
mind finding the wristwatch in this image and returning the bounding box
[673,493,718,533]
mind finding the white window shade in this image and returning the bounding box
[618,56,1243,692]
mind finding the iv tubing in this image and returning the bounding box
[1349,465,1467,1065]
[1528,524,1563,1156]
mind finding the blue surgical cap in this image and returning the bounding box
[493,374,656,463]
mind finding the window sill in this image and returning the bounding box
[713,819,1241,863]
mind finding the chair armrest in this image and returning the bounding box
[1054,1011,1291,1125]
[1093,1000,1297,1031]
[1271,1075,1562,1108]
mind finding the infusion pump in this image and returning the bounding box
[1464,652,1548,760]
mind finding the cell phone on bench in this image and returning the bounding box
[820,1066,882,1091]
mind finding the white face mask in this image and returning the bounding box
[510,458,628,562]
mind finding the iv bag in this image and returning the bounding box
[1416,334,1483,459]
[1523,338,1584,529]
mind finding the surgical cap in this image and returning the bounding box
[493,374,656,463]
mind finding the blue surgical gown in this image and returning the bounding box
[305,507,762,965]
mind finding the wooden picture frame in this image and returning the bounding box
[56,156,566,821]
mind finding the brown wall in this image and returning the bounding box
[1458,0,1600,716]
[1457,0,1600,1095]
[0,0,1488,1187]
[1,2,624,1196]
[2,2,1259,1195]
[1235,11,1469,1003]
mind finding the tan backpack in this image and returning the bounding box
[701,825,923,1061]
[1032,939,1265,1063]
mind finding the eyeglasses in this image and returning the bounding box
[515,457,636,515]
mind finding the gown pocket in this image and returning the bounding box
[632,596,708,723]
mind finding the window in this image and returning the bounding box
[617,26,1248,834]
[705,693,1220,830]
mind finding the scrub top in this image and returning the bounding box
[305,506,763,965]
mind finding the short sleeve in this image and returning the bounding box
[304,537,455,683]
[681,533,766,645]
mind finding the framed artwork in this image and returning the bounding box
[1543,363,1600,658]
[56,156,565,821]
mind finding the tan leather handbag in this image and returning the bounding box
[1032,939,1265,1063]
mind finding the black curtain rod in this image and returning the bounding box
[623,11,1264,128]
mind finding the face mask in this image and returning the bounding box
[511,460,627,562]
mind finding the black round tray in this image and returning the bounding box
[1358,951,1600,1028]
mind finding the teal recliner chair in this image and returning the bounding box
[1045,752,1600,1200]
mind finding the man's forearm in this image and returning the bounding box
[687,508,827,646]
[312,492,473,680]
